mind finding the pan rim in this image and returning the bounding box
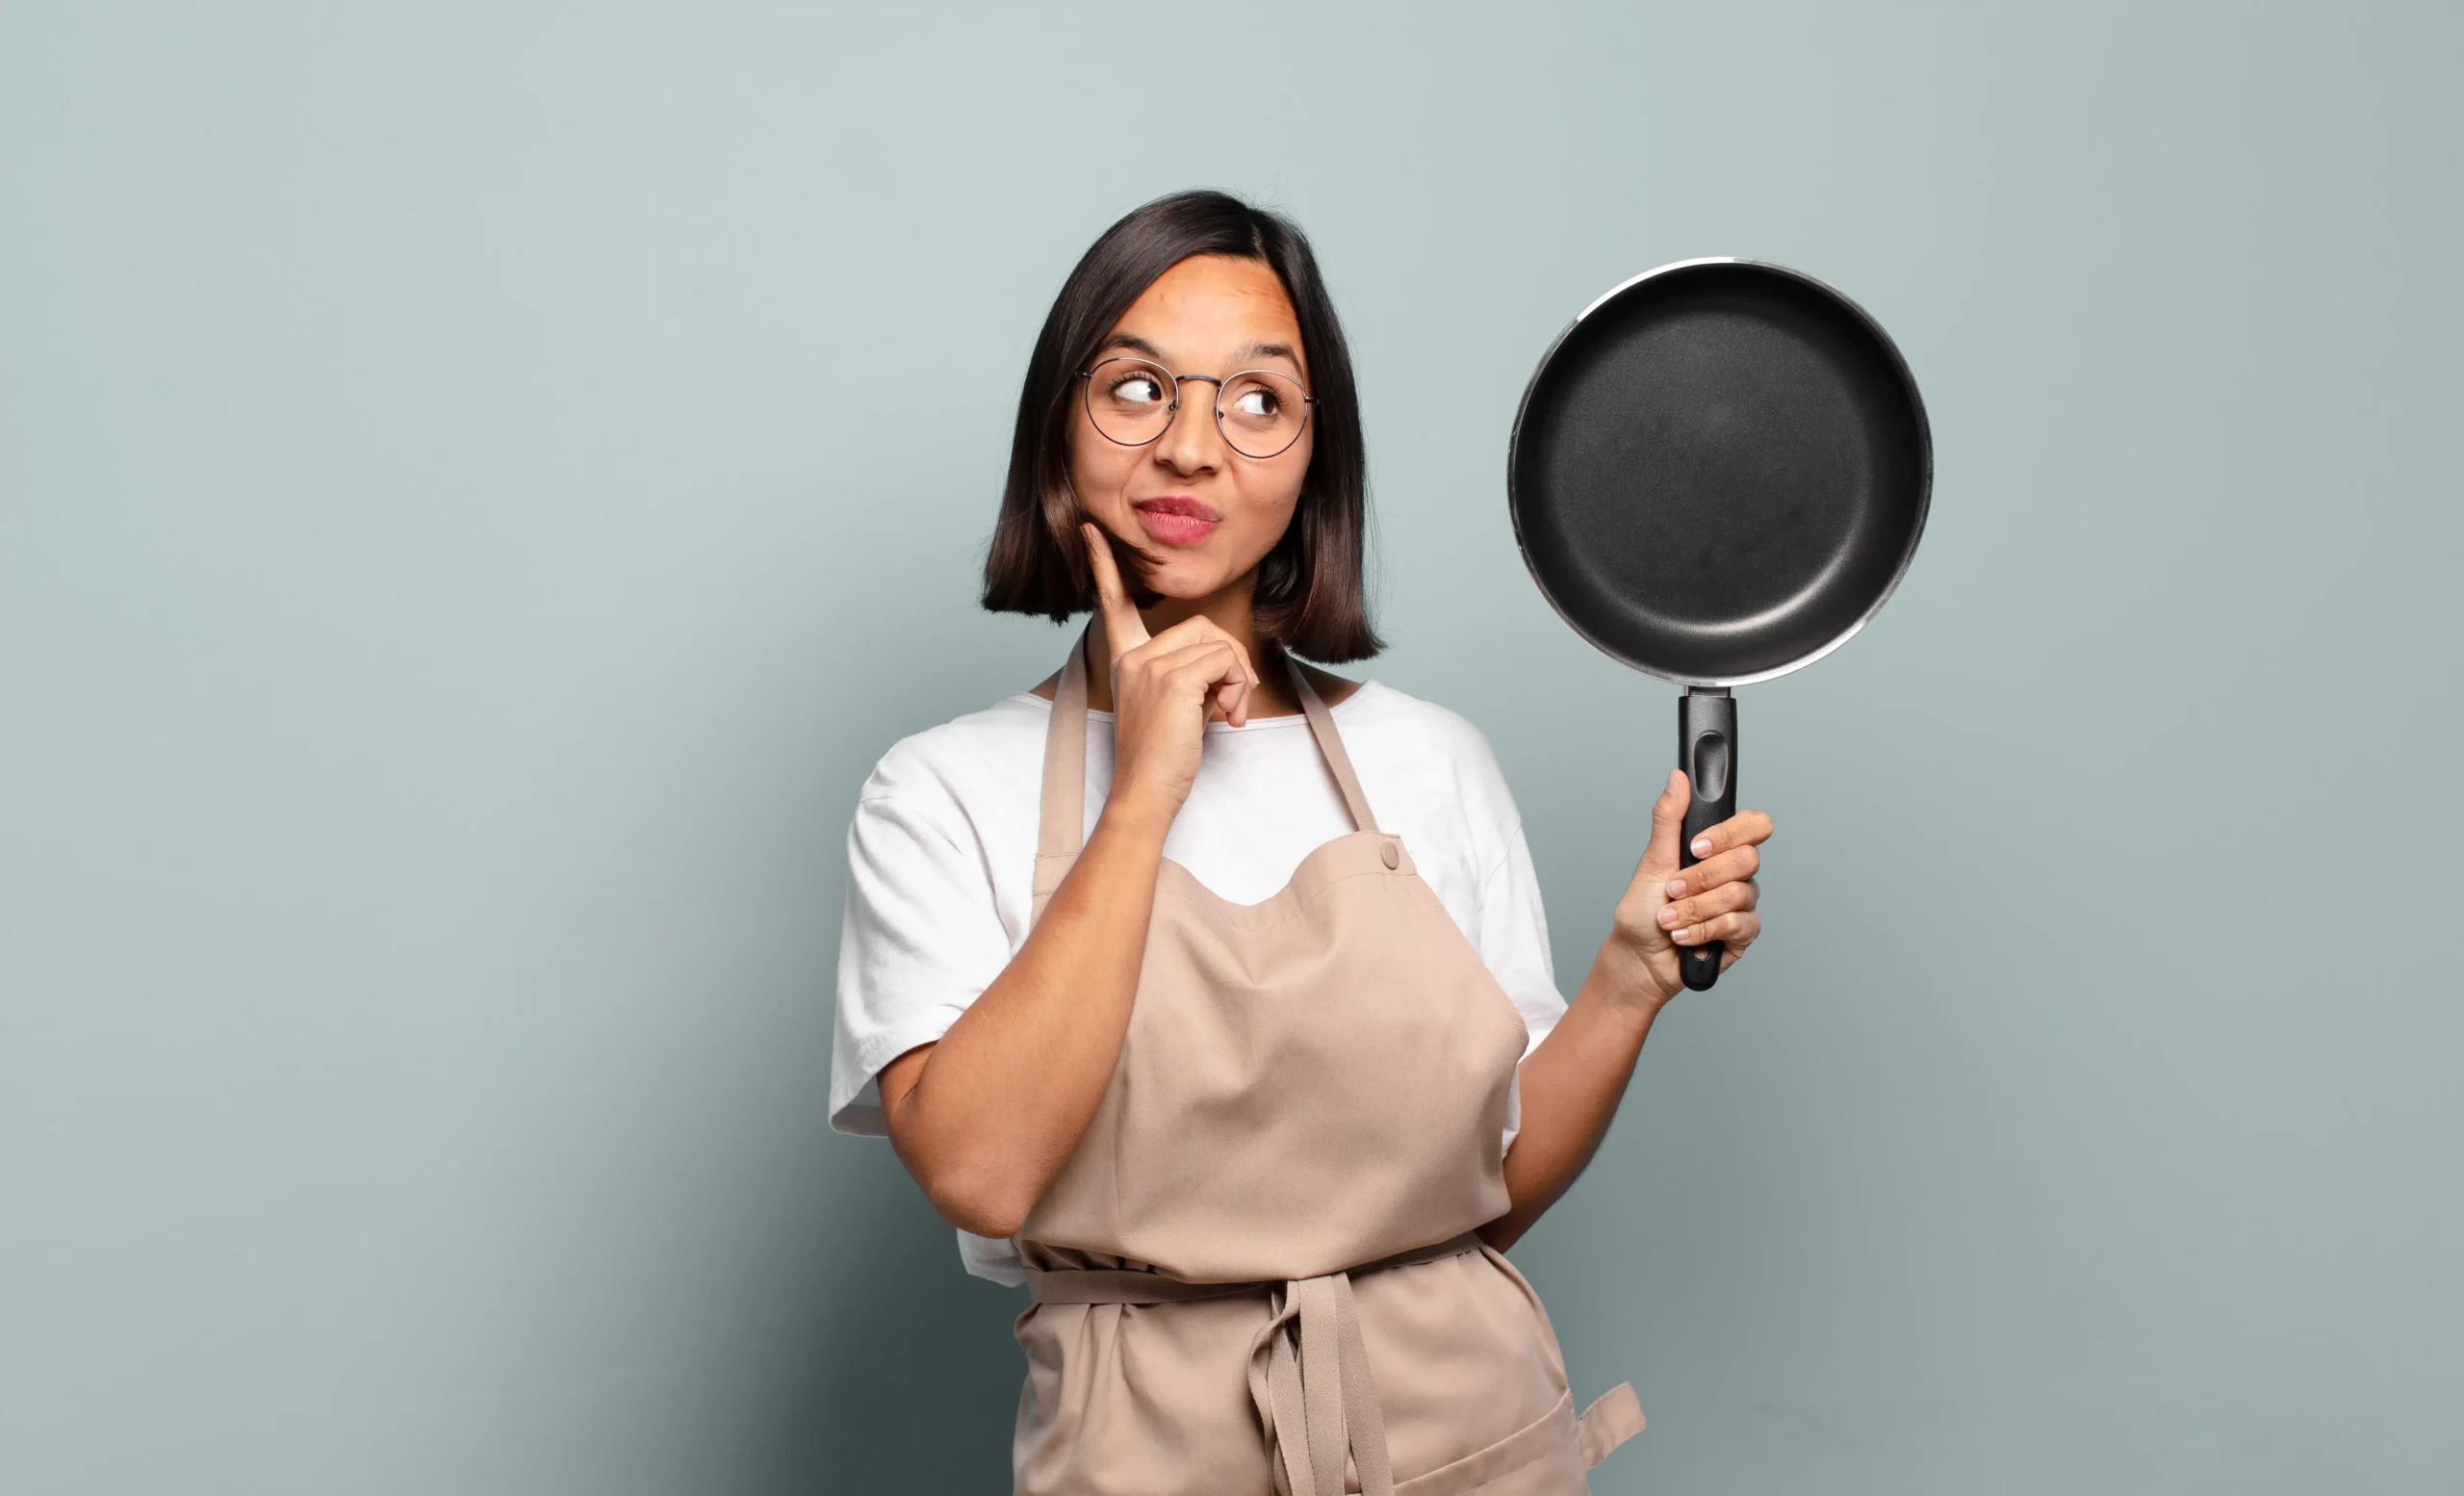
[1505,256,1935,688]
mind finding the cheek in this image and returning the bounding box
[1244,445,1311,524]
[1067,424,1135,501]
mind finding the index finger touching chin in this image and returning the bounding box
[1081,523,1149,655]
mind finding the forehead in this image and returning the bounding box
[1108,255,1306,373]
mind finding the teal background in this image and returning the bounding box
[4,5,2457,1492]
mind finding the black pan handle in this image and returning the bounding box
[1677,689,1736,992]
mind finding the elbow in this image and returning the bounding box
[882,1093,1044,1237]
[918,1164,1039,1240]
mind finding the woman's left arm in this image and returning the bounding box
[1478,768,1774,1251]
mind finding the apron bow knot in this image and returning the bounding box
[1245,1271,1390,1496]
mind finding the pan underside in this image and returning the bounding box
[1510,265,1929,684]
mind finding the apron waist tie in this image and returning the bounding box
[1024,1231,1483,1496]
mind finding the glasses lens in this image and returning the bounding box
[1218,371,1308,457]
[1086,358,1175,446]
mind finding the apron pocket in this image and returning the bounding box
[1390,1388,1585,1495]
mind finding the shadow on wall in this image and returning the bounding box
[734,600,1050,1490]
[779,1139,1027,1491]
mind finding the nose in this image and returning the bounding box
[1152,375,1227,477]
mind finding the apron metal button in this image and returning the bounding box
[1380,842,1399,869]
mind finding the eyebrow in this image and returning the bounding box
[1237,340,1302,371]
[1093,333,1307,376]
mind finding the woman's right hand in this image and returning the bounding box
[1082,522,1262,826]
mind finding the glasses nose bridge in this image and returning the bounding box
[1168,371,1226,407]
[1157,371,1229,451]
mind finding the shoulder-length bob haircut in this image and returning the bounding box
[980,190,1382,662]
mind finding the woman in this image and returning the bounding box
[830,190,1773,1495]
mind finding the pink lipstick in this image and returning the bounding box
[1132,497,1222,547]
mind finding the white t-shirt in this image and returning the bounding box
[828,671,1569,1285]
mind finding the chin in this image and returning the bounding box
[1119,549,1219,595]
[1144,568,1227,601]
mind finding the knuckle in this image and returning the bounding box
[1738,845,1759,877]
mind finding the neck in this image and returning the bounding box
[1085,574,1302,718]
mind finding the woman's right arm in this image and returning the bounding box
[871,526,1259,1239]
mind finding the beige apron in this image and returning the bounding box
[1008,626,1644,1496]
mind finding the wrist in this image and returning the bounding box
[1093,792,1178,848]
[1585,931,1678,1019]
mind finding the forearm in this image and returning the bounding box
[1479,937,1669,1251]
[885,801,1170,1235]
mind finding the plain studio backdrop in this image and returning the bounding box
[3,5,2457,1493]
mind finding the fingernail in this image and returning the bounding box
[1664,878,1685,899]
[1690,836,1712,858]
[1671,926,1693,943]
[1656,908,1679,927]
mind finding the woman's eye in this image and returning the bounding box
[1233,388,1278,417]
[1113,377,1164,404]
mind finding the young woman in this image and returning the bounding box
[830,191,1773,1495]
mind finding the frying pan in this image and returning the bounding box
[1508,258,1931,992]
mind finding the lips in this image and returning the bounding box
[1132,497,1221,547]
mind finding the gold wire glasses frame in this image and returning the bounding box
[1076,356,1318,461]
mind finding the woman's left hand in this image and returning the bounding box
[1492,769,1775,1246]
[1604,769,1773,1010]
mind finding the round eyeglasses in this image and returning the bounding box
[1076,356,1316,460]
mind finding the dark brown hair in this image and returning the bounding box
[980,190,1382,662]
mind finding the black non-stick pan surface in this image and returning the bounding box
[1508,258,1931,989]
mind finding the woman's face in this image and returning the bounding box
[1068,253,1315,606]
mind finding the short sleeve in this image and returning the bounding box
[1481,817,1565,1157]
[1477,816,1567,1059]
[828,787,1014,1137]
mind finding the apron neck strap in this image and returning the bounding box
[1287,654,1381,837]
[1030,620,1382,927]
[1031,621,1096,926]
